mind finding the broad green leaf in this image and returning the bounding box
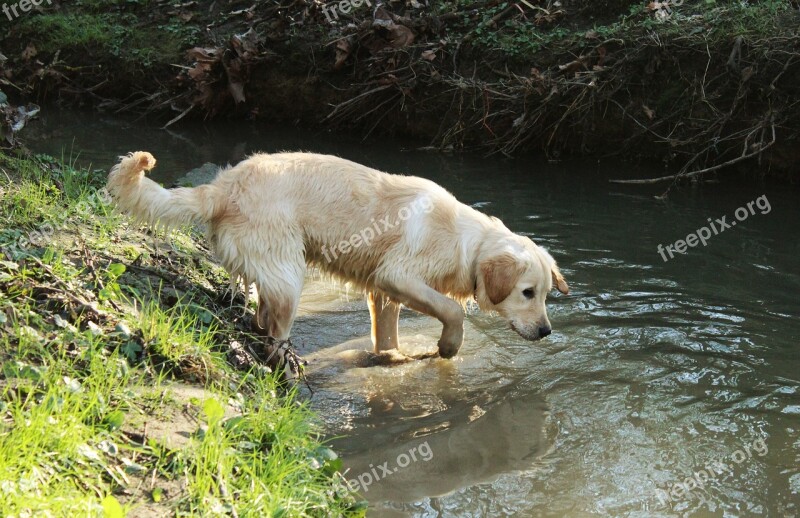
[102,495,124,518]
[107,263,126,278]
[120,340,142,361]
[202,398,225,424]
[104,410,125,431]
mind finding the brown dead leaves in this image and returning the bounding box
[184,47,221,112]
[332,7,418,70]
[335,39,352,70]
[388,24,415,48]
[421,49,436,61]
[373,8,416,48]
[21,44,37,61]
[183,29,266,114]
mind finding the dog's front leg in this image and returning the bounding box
[381,280,464,359]
[368,291,401,353]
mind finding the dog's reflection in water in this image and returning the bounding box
[336,392,549,503]
[334,348,440,367]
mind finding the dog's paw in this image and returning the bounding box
[264,338,306,385]
[436,339,461,359]
[359,349,413,367]
[437,325,463,359]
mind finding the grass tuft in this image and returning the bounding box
[0,149,360,516]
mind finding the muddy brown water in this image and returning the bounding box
[28,110,800,517]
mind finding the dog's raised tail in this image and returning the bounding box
[107,151,220,229]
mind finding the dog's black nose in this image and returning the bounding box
[539,326,552,338]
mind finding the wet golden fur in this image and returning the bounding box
[107,151,568,358]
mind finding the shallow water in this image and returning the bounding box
[28,110,800,517]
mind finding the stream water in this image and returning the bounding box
[28,110,800,517]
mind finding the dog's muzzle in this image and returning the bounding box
[510,322,552,341]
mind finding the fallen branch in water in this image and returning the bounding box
[609,120,776,185]
[162,103,195,129]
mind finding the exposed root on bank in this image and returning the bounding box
[3,0,798,184]
[609,118,778,191]
[314,2,799,183]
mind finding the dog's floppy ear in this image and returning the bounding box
[551,264,569,295]
[481,253,525,305]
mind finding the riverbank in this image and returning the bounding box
[0,150,363,515]
[1,1,798,182]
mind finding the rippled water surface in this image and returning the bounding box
[29,111,800,517]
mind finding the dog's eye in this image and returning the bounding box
[522,288,534,299]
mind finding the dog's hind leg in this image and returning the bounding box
[368,291,401,353]
[251,254,305,340]
[251,289,270,336]
[260,288,300,340]
[253,262,305,382]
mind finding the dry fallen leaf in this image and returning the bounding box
[389,25,415,48]
[186,47,221,62]
[373,7,394,25]
[21,44,37,61]
[185,47,220,81]
[222,54,246,104]
[377,74,398,85]
[231,28,262,58]
[334,39,352,70]
[421,49,436,61]
[228,81,245,104]
[596,46,607,67]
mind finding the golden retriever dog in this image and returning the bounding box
[107,151,569,366]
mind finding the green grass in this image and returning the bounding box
[0,150,362,516]
[179,377,354,516]
[0,152,119,259]
[17,14,119,54]
[432,0,793,62]
[13,12,196,69]
[136,295,225,383]
[0,343,136,516]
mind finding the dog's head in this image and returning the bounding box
[476,237,568,341]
